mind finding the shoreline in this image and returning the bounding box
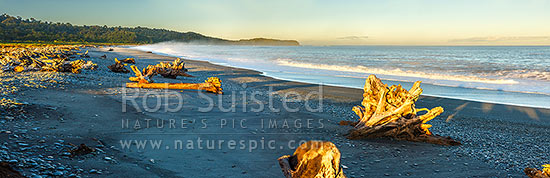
[264,71,550,110]
[131,46,550,116]
[130,45,550,110]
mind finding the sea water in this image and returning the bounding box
[132,42,550,109]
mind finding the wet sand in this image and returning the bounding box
[2,46,549,177]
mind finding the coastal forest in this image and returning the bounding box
[0,14,299,45]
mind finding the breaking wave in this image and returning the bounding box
[275,59,519,85]
[490,70,550,81]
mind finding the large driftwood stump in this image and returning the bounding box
[278,141,346,178]
[525,165,550,178]
[107,58,130,73]
[345,75,460,146]
[129,65,155,84]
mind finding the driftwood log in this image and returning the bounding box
[126,77,223,94]
[144,58,193,79]
[525,165,550,178]
[107,58,130,73]
[126,65,222,94]
[17,58,95,74]
[344,75,460,146]
[1,44,96,74]
[121,58,135,64]
[278,141,346,178]
[80,50,90,58]
[129,65,155,83]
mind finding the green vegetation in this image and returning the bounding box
[0,14,299,46]
[0,14,222,44]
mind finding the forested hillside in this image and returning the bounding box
[0,14,299,45]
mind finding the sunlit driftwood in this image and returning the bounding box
[344,75,460,146]
[126,65,222,94]
[1,44,96,74]
[129,65,155,84]
[120,58,135,64]
[143,58,193,79]
[525,165,550,178]
[278,141,346,178]
[107,58,130,73]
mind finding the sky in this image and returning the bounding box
[1,0,550,45]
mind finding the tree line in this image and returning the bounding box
[0,14,224,44]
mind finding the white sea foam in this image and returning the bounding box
[275,59,519,85]
[491,70,550,81]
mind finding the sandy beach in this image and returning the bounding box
[1,46,549,177]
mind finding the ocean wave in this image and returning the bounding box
[490,70,550,81]
[275,59,519,85]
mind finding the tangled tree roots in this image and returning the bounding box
[344,75,460,146]
[107,58,130,73]
[129,65,155,84]
[525,165,550,178]
[278,141,346,178]
[126,65,222,94]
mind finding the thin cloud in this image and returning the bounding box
[337,36,369,40]
[449,36,550,43]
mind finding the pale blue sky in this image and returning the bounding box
[1,0,549,45]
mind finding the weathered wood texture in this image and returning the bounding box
[120,58,135,64]
[127,65,222,94]
[1,45,96,74]
[107,58,130,73]
[143,58,193,79]
[126,77,222,94]
[525,165,550,178]
[345,75,460,146]
[278,141,346,178]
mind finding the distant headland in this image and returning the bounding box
[0,14,299,46]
